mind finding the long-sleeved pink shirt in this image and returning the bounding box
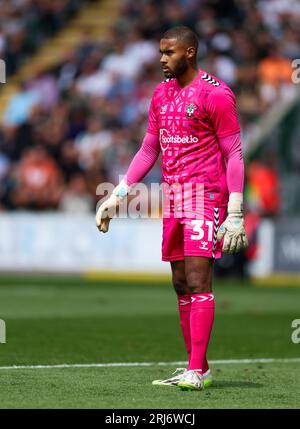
[125,70,244,203]
[125,131,244,194]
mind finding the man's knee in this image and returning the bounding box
[184,257,213,294]
[185,271,212,294]
[171,261,188,295]
[172,276,188,295]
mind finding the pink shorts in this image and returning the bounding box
[162,205,227,261]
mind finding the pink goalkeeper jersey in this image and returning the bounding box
[147,70,240,206]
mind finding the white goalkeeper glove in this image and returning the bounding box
[95,179,130,233]
[217,192,248,254]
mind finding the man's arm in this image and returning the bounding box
[218,132,248,253]
[96,86,161,232]
[96,132,160,232]
[125,133,160,186]
[206,86,248,253]
[219,132,244,194]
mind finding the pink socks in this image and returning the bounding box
[178,293,214,372]
[189,293,215,373]
[178,295,192,367]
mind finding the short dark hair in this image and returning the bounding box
[162,26,199,52]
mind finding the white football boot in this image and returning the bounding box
[152,368,212,388]
[152,368,187,386]
[177,369,205,391]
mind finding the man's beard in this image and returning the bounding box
[164,57,189,79]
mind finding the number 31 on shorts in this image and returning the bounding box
[190,220,213,242]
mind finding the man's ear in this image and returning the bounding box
[186,46,196,60]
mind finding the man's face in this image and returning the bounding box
[159,38,190,79]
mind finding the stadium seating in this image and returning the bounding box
[0,0,299,212]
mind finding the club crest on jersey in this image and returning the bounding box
[186,103,197,118]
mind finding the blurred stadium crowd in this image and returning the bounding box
[0,0,84,75]
[0,0,299,212]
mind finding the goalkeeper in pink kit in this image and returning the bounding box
[96,26,248,391]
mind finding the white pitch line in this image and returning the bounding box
[0,358,299,370]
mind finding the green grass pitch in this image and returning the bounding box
[0,275,299,408]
